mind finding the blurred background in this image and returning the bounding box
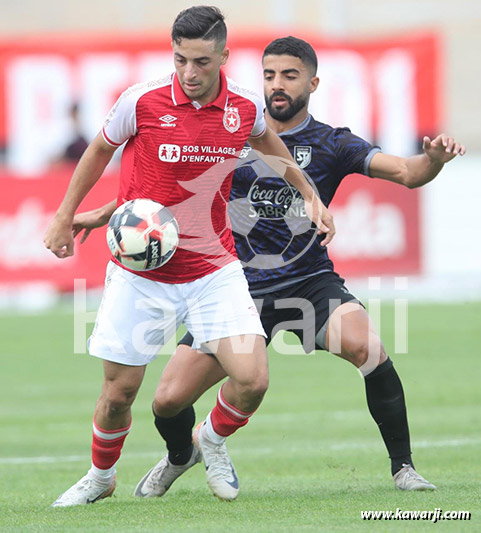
[1,0,480,311]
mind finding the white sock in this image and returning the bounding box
[204,412,225,445]
[88,464,116,484]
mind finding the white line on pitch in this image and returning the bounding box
[1,436,480,465]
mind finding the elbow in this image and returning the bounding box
[404,179,419,189]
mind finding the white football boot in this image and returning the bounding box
[51,473,116,507]
[193,422,239,501]
[393,464,437,490]
[134,447,202,497]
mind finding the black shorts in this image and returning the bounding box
[179,271,361,354]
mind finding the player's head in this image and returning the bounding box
[262,36,319,122]
[171,6,229,105]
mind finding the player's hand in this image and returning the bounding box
[423,134,466,164]
[72,209,109,243]
[304,194,336,246]
[44,216,75,258]
[72,201,116,243]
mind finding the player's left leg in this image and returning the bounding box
[194,334,268,500]
[324,301,436,490]
[183,261,268,500]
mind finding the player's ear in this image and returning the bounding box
[310,76,320,94]
[220,47,229,66]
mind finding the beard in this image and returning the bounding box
[265,91,309,122]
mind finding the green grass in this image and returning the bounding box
[1,302,480,531]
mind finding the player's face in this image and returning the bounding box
[173,38,229,106]
[263,55,318,122]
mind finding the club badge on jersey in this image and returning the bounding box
[224,106,241,133]
[294,146,312,169]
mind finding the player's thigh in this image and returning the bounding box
[205,334,268,389]
[155,339,226,411]
[268,271,358,354]
[325,302,387,369]
[184,261,265,350]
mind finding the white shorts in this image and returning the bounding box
[88,260,265,366]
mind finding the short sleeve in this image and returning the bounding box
[249,93,267,138]
[102,86,138,147]
[333,127,381,176]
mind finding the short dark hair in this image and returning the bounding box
[171,6,227,47]
[263,36,318,75]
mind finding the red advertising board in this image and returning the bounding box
[329,176,420,276]
[0,32,439,287]
[0,168,117,290]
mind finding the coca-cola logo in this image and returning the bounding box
[246,182,305,219]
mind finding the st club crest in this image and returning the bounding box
[294,146,312,169]
[223,106,241,133]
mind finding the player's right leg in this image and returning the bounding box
[134,339,226,498]
[52,361,146,507]
[324,299,436,490]
[277,271,434,490]
[53,261,182,507]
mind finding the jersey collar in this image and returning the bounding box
[172,69,228,110]
[278,114,312,136]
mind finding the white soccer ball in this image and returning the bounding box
[106,199,179,271]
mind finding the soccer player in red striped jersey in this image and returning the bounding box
[44,7,334,507]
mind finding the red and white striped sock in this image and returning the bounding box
[88,419,131,482]
[206,386,255,443]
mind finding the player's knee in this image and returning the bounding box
[153,385,188,417]
[237,372,269,401]
[349,337,385,368]
[101,387,137,417]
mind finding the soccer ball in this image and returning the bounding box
[106,199,179,271]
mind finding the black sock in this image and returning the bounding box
[153,405,196,465]
[364,358,413,475]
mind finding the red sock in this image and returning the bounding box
[91,419,131,470]
[209,386,255,437]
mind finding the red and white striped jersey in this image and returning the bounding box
[102,69,266,283]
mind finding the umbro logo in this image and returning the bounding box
[159,114,177,123]
[159,114,177,127]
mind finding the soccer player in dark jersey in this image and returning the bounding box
[73,37,465,498]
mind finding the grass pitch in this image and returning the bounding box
[1,302,480,531]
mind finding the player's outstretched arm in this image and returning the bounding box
[44,133,117,258]
[248,126,335,245]
[72,199,117,243]
[368,133,466,188]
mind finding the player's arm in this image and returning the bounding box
[44,133,118,258]
[248,126,335,245]
[72,199,118,243]
[368,133,466,188]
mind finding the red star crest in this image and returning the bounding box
[223,106,241,133]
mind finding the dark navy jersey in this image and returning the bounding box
[229,115,380,294]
